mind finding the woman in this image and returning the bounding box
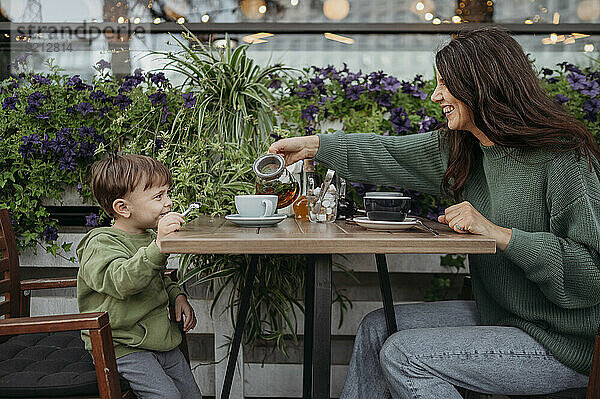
[269,27,600,398]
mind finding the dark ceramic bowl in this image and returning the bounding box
[363,192,411,222]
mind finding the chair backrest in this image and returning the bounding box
[0,209,21,319]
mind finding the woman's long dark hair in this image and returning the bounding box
[435,27,600,201]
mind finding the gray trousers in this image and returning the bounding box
[340,300,589,399]
[116,347,202,399]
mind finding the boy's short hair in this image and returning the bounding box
[91,154,173,218]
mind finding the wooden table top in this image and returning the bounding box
[161,215,496,255]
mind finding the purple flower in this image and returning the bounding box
[375,93,392,107]
[27,91,48,108]
[304,124,315,135]
[568,73,589,91]
[25,105,38,114]
[148,91,167,107]
[317,95,336,106]
[381,76,401,92]
[2,95,19,110]
[583,98,600,122]
[547,77,559,84]
[154,137,164,151]
[114,94,133,109]
[568,72,600,97]
[182,93,197,108]
[315,65,340,80]
[582,81,600,98]
[97,105,111,117]
[77,182,83,193]
[118,69,145,93]
[18,134,41,158]
[85,213,100,227]
[346,85,366,100]
[541,68,554,76]
[554,94,569,105]
[78,126,96,138]
[76,102,94,116]
[78,141,96,157]
[557,62,582,75]
[268,78,282,89]
[182,92,197,109]
[13,53,30,67]
[41,225,58,242]
[295,82,316,98]
[418,116,439,133]
[65,105,77,114]
[160,105,171,124]
[59,156,77,171]
[149,72,168,86]
[390,107,412,134]
[95,59,111,71]
[301,105,319,122]
[66,75,90,91]
[90,90,108,101]
[32,74,51,85]
[401,81,428,100]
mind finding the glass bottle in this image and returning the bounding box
[253,153,300,209]
[292,159,316,220]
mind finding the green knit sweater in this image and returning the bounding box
[76,227,183,359]
[316,130,600,375]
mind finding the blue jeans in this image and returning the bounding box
[340,300,588,399]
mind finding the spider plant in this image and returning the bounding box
[154,26,295,149]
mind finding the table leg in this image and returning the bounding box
[303,255,315,399]
[313,254,332,399]
[221,254,258,399]
[375,254,398,336]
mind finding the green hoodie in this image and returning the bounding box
[76,227,183,358]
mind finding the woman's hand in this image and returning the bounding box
[438,201,513,250]
[175,294,197,332]
[268,135,320,166]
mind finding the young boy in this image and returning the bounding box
[76,154,202,399]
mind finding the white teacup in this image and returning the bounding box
[235,195,278,218]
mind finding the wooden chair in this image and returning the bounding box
[460,276,600,399]
[0,209,188,398]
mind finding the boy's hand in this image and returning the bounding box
[175,294,196,332]
[156,212,185,253]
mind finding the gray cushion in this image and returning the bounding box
[0,330,128,397]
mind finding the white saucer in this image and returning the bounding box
[225,214,287,227]
[353,217,418,231]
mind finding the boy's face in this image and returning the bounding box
[113,182,173,231]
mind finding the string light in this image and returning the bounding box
[291,0,299,5]
[432,18,441,24]
[552,12,559,24]
[258,4,267,13]
[323,0,350,21]
[584,44,595,52]
[133,17,141,24]
[177,17,185,24]
[117,16,125,23]
[324,32,354,44]
[415,2,425,11]
[153,17,161,24]
[424,12,433,21]
[201,14,210,22]
[452,15,461,23]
